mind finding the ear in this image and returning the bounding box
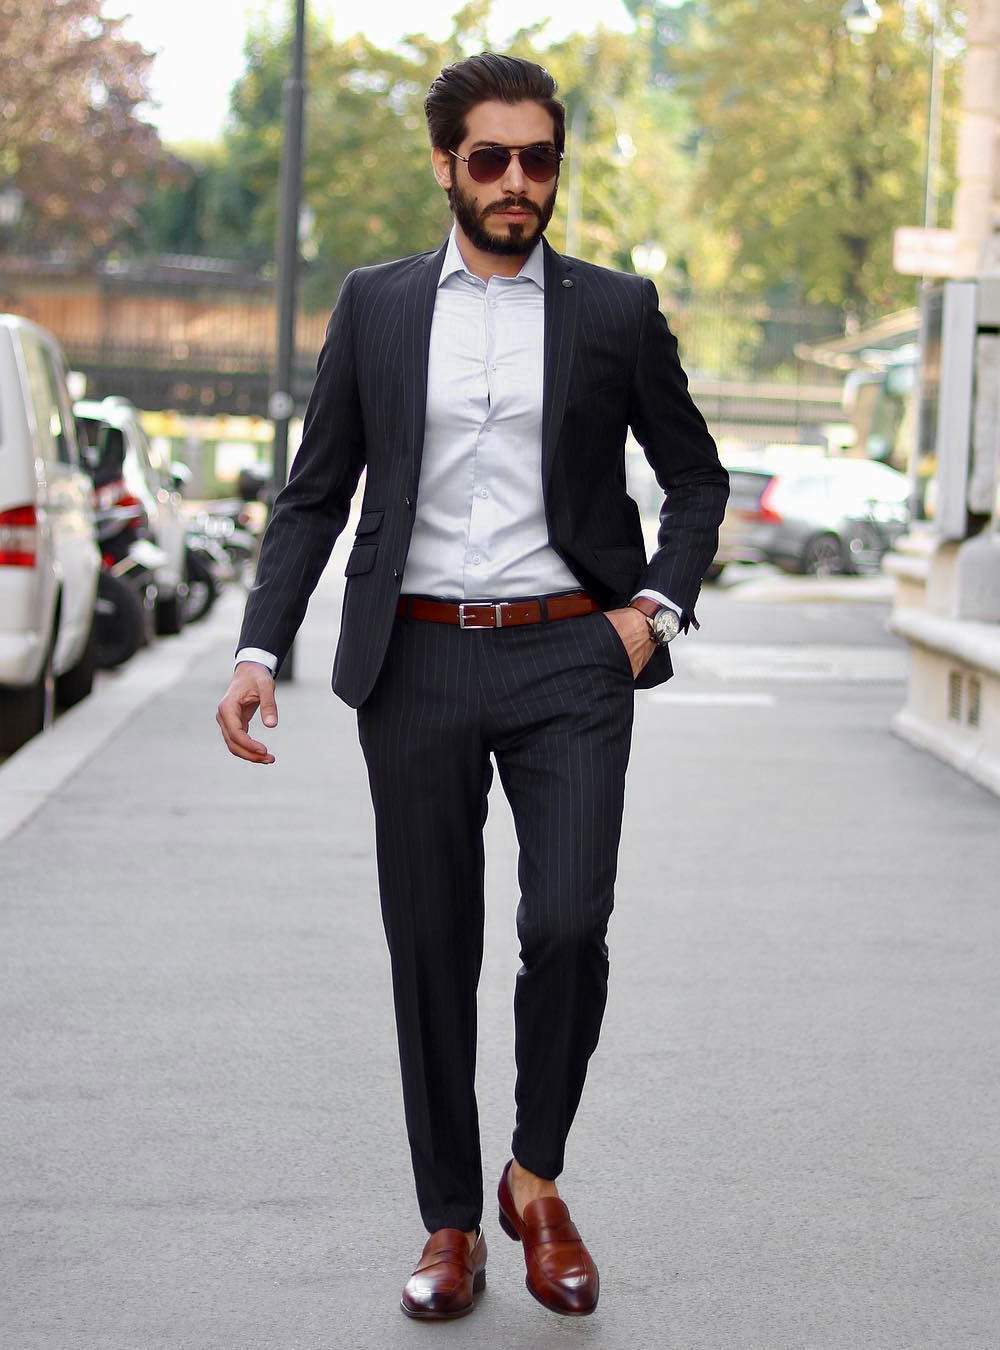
[431,146,453,190]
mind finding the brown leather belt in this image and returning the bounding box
[396,591,601,629]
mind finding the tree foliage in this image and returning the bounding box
[677,0,963,314]
[96,0,967,317]
[0,0,163,255]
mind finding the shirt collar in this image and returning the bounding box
[438,225,545,291]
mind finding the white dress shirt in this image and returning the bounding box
[236,229,677,675]
[400,229,580,598]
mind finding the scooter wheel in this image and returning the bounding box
[94,571,144,669]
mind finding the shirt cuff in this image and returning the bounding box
[631,589,682,619]
[235,647,278,676]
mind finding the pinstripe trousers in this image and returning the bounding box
[356,606,635,1233]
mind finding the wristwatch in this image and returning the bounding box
[629,597,681,647]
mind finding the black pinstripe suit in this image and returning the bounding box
[238,237,729,1232]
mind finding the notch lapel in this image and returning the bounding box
[541,240,579,489]
[401,242,447,480]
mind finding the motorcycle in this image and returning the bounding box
[92,502,170,669]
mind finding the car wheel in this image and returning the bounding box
[801,533,844,577]
[56,620,97,708]
[704,561,725,583]
[0,628,55,755]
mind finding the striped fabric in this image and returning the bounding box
[357,610,635,1233]
[237,237,729,703]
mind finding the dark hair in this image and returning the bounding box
[425,53,565,156]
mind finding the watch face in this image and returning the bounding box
[653,609,680,644]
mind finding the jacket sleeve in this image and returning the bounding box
[628,278,729,628]
[236,272,367,669]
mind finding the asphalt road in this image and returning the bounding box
[2,558,998,1349]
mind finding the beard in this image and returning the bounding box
[449,178,557,256]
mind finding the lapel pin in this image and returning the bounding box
[562,278,574,288]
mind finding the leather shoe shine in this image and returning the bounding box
[400,1227,487,1320]
[497,1160,599,1316]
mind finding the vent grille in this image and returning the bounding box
[968,677,982,729]
[948,670,963,721]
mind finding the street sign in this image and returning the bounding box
[893,226,959,277]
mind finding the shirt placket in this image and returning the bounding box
[463,278,502,593]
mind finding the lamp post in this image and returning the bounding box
[843,0,882,38]
[269,0,306,681]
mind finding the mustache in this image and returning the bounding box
[483,197,542,220]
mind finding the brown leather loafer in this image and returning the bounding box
[497,1160,599,1316]
[400,1227,487,1320]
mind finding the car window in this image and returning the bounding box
[20,332,73,465]
[727,471,772,508]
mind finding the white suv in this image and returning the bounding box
[0,315,100,755]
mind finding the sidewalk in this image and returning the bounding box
[2,559,998,1349]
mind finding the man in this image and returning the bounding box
[217,52,729,1321]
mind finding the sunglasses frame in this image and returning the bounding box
[448,143,564,185]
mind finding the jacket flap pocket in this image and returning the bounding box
[344,542,378,576]
[355,509,384,536]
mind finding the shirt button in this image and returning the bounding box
[471,554,481,565]
[479,489,488,498]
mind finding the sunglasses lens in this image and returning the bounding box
[520,148,560,182]
[467,148,511,183]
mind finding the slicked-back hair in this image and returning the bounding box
[425,53,565,156]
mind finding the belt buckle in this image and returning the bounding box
[458,602,499,629]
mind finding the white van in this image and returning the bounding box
[0,315,100,754]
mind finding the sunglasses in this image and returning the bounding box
[449,144,563,185]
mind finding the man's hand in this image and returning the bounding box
[602,607,656,679]
[216,662,279,764]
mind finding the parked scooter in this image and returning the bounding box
[91,501,169,669]
[182,532,227,624]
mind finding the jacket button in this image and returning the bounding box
[393,567,401,580]
[404,496,412,509]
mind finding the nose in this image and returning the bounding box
[500,150,527,194]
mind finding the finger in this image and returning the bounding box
[257,685,278,729]
[216,706,275,764]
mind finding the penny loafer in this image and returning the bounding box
[497,1160,599,1316]
[400,1227,487,1320]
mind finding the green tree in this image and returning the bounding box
[677,0,964,314]
[138,3,716,304]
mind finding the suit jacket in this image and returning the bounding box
[238,237,730,707]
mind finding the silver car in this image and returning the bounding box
[712,453,910,579]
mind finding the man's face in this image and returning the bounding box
[433,99,560,256]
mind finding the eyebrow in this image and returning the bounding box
[467,140,557,150]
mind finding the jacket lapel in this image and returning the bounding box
[401,241,447,480]
[541,239,579,488]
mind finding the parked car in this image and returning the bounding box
[0,315,101,754]
[74,397,188,634]
[711,452,910,579]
